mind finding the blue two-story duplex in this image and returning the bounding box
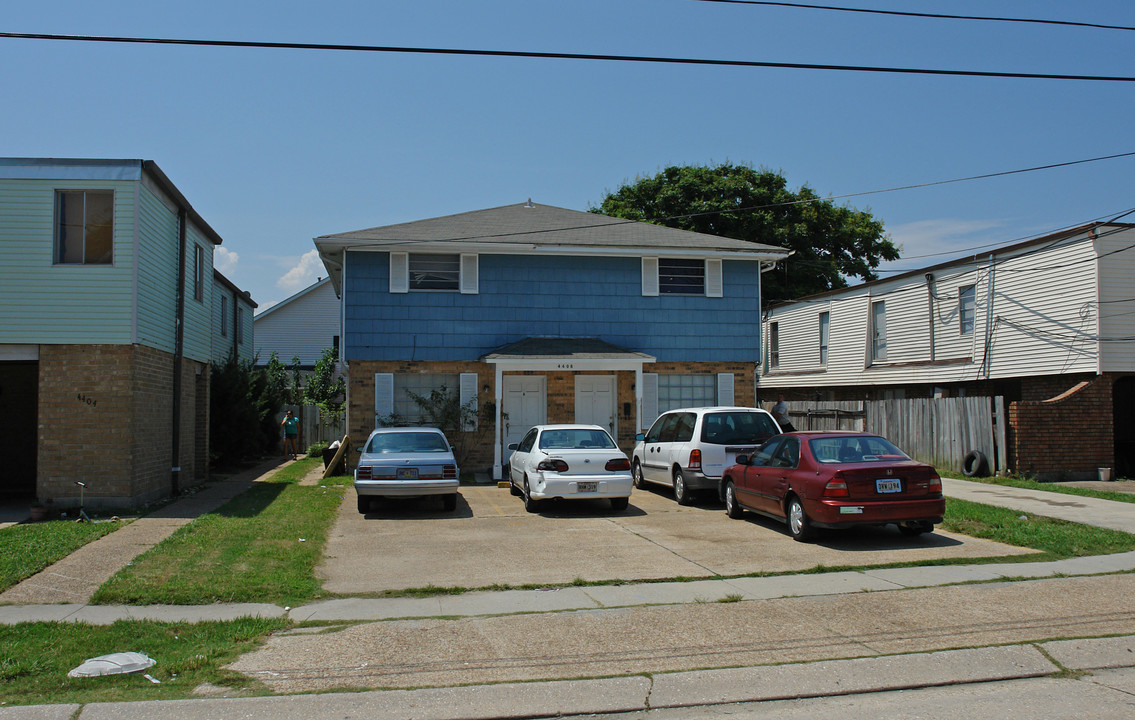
[314,202,789,478]
[0,158,254,508]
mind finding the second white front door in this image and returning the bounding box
[575,375,616,438]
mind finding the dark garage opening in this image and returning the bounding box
[0,362,38,500]
[1115,376,1135,480]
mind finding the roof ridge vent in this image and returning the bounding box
[524,198,535,208]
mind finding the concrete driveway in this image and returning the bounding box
[318,483,1033,594]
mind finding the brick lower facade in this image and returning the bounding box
[36,343,209,509]
[347,360,756,473]
[1009,373,1116,481]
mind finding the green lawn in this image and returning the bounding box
[92,458,350,606]
[943,472,1135,504]
[0,617,288,706]
[0,519,125,593]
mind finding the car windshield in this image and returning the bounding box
[365,432,450,454]
[701,411,779,445]
[810,436,910,463]
[538,428,617,450]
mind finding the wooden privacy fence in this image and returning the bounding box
[775,397,1007,474]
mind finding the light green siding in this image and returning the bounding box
[182,224,214,363]
[135,183,180,353]
[0,178,136,345]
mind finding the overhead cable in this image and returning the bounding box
[2,31,1135,82]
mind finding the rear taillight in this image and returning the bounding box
[356,466,371,479]
[605,458,631,472]
[443,465,457,479]
[688,449,702,470]
[928,470,942,494]
[537,459,570,472]
[823,472,850,498]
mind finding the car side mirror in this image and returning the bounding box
[635,433,645,442]
[507,443,518,451]
[735,453,750,465]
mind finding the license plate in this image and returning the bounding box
[397,467,419,480]
[577,481,597,493]
[876,478,901,494]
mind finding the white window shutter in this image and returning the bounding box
[459,372,479,430]
[389,253,409,293]
[460,254,479,294]
[717,373,735,406]
[706,259,723,297]
[641,372,659,429]
[374,373,394,424]
[642,257,659,296]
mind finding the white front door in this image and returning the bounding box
[502,375,546,461]
[575,375,616,438]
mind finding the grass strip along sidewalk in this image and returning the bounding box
[91,458,349,607]
[0,521,124,594]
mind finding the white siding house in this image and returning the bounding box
[759,223,1135,479]
[253,277,340,367]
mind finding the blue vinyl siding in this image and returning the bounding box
[344,252,761,362]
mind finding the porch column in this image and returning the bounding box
[492,364,504,480]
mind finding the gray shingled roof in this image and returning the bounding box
[317,202,786,254]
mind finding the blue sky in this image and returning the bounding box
[3,0,1133,311]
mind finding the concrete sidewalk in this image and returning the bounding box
[943,477,1135,534]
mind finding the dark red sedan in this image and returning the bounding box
[720,431,945,542]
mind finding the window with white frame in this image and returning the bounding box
[818,311,829,365]
[959,284,975,335]
[641,258,722,297]
[657,374,716,414]
[55,190,113,264]
[374,372,479,428]
[390,252,478,294]
[871,300,887,362]
[769,322,780,369]
[193,245,204,302]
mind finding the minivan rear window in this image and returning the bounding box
[700,412,778,445]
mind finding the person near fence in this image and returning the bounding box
[282,410,299,461]
[772,395,796,433]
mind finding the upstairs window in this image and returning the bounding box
[818,311,830,365]
[193,245,204,302]
[55,190,113,264]
[220,296,229,337]
[659,258,704,295]
[409,253,460,290]
[769,322,780,369]
[236,307,244,344]
[959,284,975,335]
[871,300,887,362]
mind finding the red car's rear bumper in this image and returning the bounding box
[807,496,945,528]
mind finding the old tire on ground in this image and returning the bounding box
[724,481,744,519]
[674,468,693,506]
[787,495,814,542]
[610,496,630,512]
[962,450,989,477]
[442,493,458,512]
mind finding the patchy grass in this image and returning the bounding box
[0,617,287,706]
[92,459,350,606]
[940,497,1135,559]
[0,519,126,593]
[942,473,1135,504]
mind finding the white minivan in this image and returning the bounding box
[632,407,781,504]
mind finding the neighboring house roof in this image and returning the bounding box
[213,270,258,308]
[315,201,791,292]
[482,337,655,361]
[769,221,1135,309]
[0,157,224,247]
[253,276,330,320]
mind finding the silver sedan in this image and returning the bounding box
[354,427,460,513]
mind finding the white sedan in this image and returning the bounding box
[507,424,633,513]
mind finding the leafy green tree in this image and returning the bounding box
[594,162,898,304]
[303,347,346,425]
[210,351,302,466]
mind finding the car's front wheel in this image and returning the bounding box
[787,495,814,542]
[674,468,692,506]
[632,461,645,489]
[724,481,744,519]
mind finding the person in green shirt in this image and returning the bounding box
[281,410,299,460]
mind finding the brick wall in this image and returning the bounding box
[38,344,207,508]
[1009,373,1114,481]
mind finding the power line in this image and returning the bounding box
[693,1,1135,33]
[2,31,1135,82]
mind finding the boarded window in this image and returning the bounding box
[658,259,705,295]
